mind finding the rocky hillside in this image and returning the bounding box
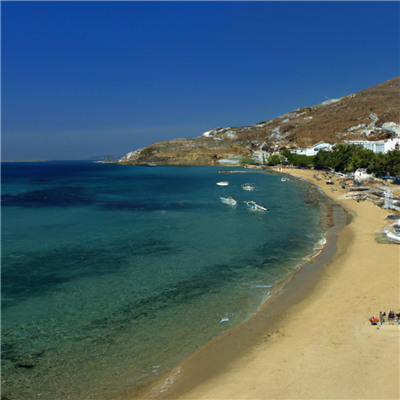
[120,76,400,166]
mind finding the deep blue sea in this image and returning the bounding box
[1,161,327,400]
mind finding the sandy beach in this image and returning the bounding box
[124,168,399,400]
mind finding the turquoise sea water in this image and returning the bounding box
[2,162,326,400]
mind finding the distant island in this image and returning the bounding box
[1,159,52,162]
[89,155,120,162]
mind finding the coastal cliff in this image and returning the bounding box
[120,76,400,166]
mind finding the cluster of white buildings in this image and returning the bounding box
[344,138,400,154]
[295,142,333,156]
[295,138,400,156]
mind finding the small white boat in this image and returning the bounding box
[220,196,237,206]
[281,177,287,182]
[383,220,400,244]
[216,181,229,186]
[241,183,255,191]
[244,201,267,211]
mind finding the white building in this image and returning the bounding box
[295,142,333,156]
[354,168,374,181]
[383,138,400,152]
[345,138,400,154]
[294,136,400,157]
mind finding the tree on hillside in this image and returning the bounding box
[313,150,330,169]
[284,144,400,174]
[384,151,400,176]
[346,146,375,172]
[328,144,353,171]
[313,144,375,172]
[293,154,315,168]
[281,149,314,168]
[282,150,294,164]
[367,152,388,176]
[267,155,281,165]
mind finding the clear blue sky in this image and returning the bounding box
[2,1,399,160]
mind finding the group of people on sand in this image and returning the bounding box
[369,309,400,325]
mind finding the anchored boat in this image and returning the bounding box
[220,196,237,206]
[216,181,229,186]
[241,183,255,191]
[244,201,267,211]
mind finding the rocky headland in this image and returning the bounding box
[119,76,400,166]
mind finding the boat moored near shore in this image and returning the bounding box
[383,220,400,244]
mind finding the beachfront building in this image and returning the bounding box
[344,138,400,154]
[354,168,375,181]
[251,149,270,164]
[217,155,243,165]
[295,142,333,156]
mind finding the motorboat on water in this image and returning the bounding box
[216,181,229,186]
[244,201,267,211]
[220,196,237,206]
[281,177,287,182]
[241,183,255,191]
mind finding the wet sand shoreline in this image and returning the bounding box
[113,168,385,400]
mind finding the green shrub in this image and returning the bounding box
[267,155,281,166]
[312,145,400,176]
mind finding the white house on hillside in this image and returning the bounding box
[294,138,400,157]
[295,142,333,156]
[345,138,400,154]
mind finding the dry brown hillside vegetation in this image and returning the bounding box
[120,76,400,166]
